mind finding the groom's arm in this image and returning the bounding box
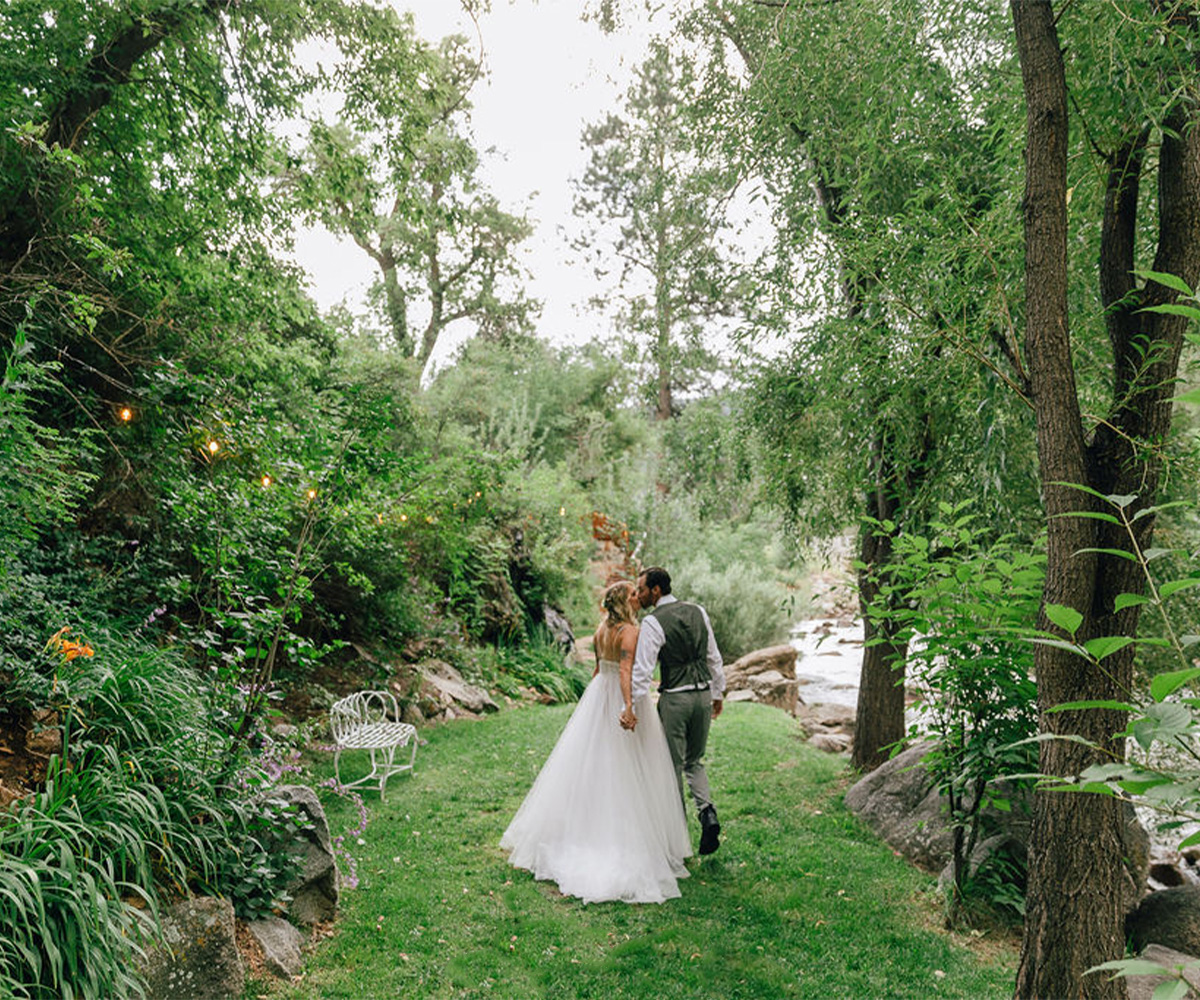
[630,617,664,700]
[700,606,726,716]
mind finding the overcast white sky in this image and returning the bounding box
[288,1,664,366]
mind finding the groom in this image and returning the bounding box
[620,566,726,855]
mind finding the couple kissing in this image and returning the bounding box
[500,567,726,904]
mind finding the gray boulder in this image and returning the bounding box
[420,660,499,714]
[725,645,800,715]
[1125,944,1200,1000]
[808,731,852,754]
[138,897,243,999]
[845,743,1148,907]
[746,669,799,715]
[726,644,798,688]
[247,916,305,979]
[272,784,339,925]
[542,604,576,653]
[844,742,953,872]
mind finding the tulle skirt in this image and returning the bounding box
[500,664,692,903]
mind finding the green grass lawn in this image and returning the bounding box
[265,702,1016,999]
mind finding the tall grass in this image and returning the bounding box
[0,637,240,997]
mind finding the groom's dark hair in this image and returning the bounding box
[641,566,672,595]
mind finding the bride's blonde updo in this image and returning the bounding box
[601,580,638,628]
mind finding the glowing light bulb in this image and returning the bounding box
[306,489,317,501]
[559,506,566,516]
[261,475,271,487]
[207,440,219,454]
[119,407,133,422]
[400,513,408,522]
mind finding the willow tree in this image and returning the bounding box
[1010,1,1200,995]
[688,0,1036,771]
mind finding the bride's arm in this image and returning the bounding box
[618,625,638,713]
[593,627,602,677]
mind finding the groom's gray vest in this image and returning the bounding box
[650,601,711,691]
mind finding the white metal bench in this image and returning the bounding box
[329,691,417,798]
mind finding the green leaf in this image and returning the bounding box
[1073,547,1138,561]
[1084,635,1134,661]
[1114,593,1150,611]
[1145,548,1175,561]
[1052,510,1122,524]
[1087,958,1178,977]
[1116,777,1173,795]
[1106,493,1138,508]
[1047,699,1137,713]
[1151,667,1200,703]
[1045,604,1083,636]
[1177,829,1200,849]
[1159,578,1200,600]
[1141,302,1200,322]
[1152,978,1191,1000]
[1134,268,1195,295]
[1032,637,1090,658]
[1050,481,1112,503]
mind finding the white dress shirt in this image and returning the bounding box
[631,594,726,701]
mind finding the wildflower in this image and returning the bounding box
[45,627,94,660]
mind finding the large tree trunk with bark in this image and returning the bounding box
[1012,2,1200,996]
[850,457,908,772]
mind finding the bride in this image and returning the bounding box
[500,580,691,903]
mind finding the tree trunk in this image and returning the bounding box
[379,248,412,356]
[850,471,908,772]
[1012,2,1200,996]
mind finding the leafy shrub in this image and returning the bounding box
[863,499,1043,928]
[464,630,590,704]
[671,555,794,661]
[213,794,310,922]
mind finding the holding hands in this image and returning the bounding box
[620,706,637,731]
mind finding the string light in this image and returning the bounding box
[206,440,220,454]
[399,513,407,522]
[559,506,566,516]
[261,475,271,487]
[118,407,133,423]
[306,489,317,501]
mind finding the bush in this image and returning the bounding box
[0,621,310,997]
[670,555,794,661]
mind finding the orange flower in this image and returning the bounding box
[44,627,94,660]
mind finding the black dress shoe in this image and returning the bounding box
[698,804,721,855]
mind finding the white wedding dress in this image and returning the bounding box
[500,658,692,903]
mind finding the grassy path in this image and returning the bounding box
[269,702,1016,999]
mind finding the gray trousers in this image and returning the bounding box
[657,688,713,814]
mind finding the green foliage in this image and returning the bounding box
[0,628,237,998]
[0,328,96,556]
[214,794,310,922]
[464,632,591,705]
[863,499,1044,926]
[1041,490,1200,830]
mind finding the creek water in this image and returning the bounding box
[789,617,864,708]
